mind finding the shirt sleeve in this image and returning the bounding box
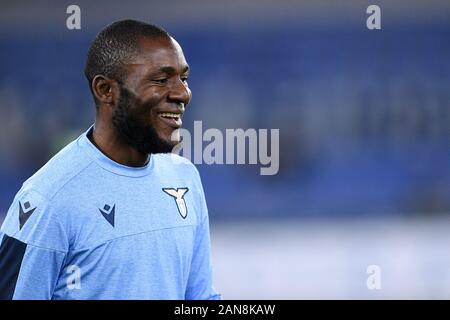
[0,188,68,300]
[185,170,222,300]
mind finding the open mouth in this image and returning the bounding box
[158,112,182,128]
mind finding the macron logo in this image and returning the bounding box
[19,201,36,230]
[162,188,189,219]
[99,204,115,227]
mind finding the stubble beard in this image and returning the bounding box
[112,86,175,155]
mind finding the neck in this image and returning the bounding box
[89,121,150,167]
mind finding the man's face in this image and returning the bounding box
[112,36,191,155]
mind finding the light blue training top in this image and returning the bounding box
[0,126,221,300]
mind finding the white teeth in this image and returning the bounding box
[160,112,180,119]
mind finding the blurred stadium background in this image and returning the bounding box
[1,0,449,298]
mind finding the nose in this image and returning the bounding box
[168,78,191,106]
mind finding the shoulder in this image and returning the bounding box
[0,137,93,251]
[22,136,94,201]
[0,185,69,252]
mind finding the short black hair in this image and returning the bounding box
[84,19,170,101]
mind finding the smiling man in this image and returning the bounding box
[0,20,221,300]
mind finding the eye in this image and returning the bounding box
[181,76,189,83]
[152,78,168,84]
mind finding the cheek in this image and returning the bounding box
[137,92,164,119]
[149,108,172,135]
[137,87,165,107]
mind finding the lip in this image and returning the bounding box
[157,112,183,129]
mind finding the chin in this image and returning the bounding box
[165,141,179,151]
[161,132,180,146]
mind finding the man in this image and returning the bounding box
[0,19,221,300]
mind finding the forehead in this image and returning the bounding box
[126,36,188,71]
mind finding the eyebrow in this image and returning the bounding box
[158,65,190,75]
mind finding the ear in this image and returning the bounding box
[91,75,119,106]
